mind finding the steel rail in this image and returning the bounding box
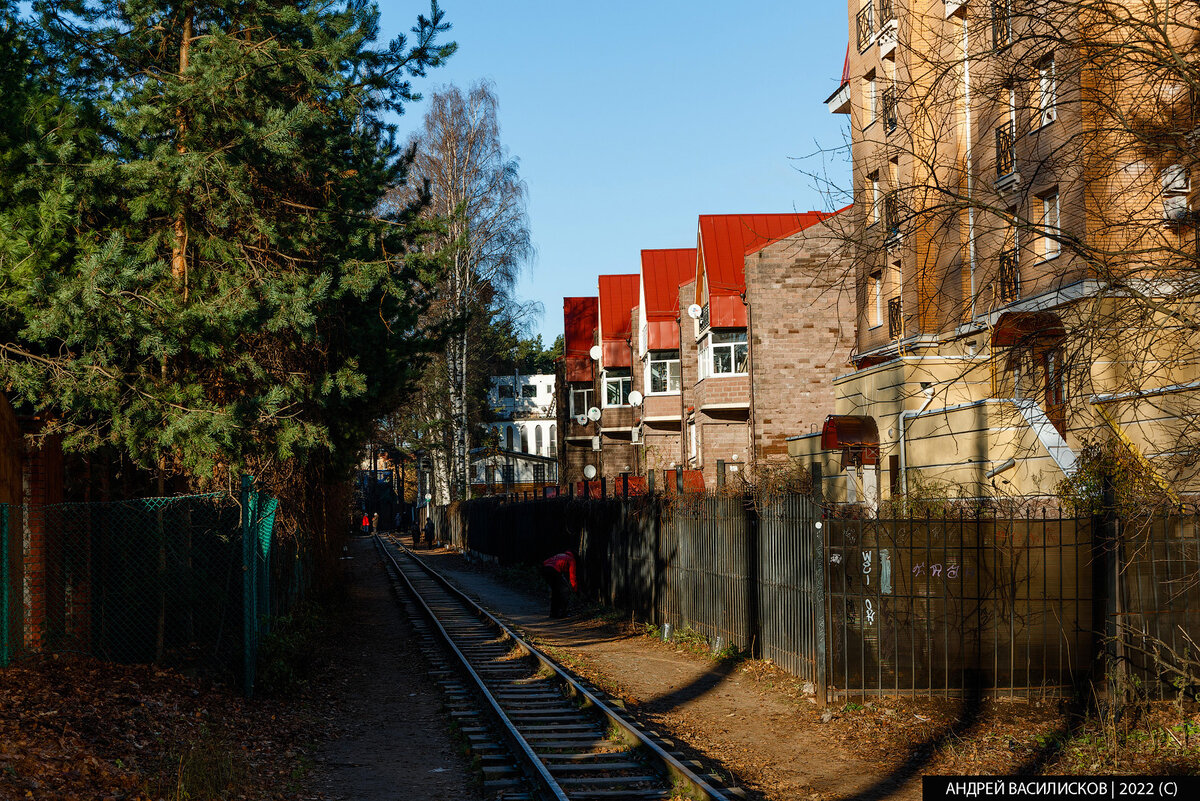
[372,535,563,800]
[374,534,730,801]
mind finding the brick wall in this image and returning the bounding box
[745,219,855,469]
[679,281,700,470]
[20,429,65,652]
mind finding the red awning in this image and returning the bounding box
[565,355,592,383]
[992,311,1066,348]
[821,415,880,466]
[646,320,680,350]
[602,341,631,368]
[709,294,747,328]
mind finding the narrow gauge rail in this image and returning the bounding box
[373,535,730,801]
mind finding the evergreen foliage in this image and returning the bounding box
[0,1,455,485]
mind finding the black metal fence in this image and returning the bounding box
[438,492,1200,701]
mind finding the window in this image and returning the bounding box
[522,384,536,398]
[708,331,748,376]
[535,426,544,455]
[1162,165,1191,222]
[992,0,1012,49]
[533,463,546,483]
[868,171,881,225]
[604,368,632,406]
[501,464,515,485]
[520,427,530,453]
[688,420,697,458]
[1040,189,1060,259]
[865,71,878,125]
[548,425,557,457]
[1043,348,1066,433]
[648,350,681,393]
[697,337,710,380]
[570,385,593,417]
[486,465,496,485]
[869,271,883,328]
[505,427,515,450]
[497,384,513,399]
[1037,55,1056,127]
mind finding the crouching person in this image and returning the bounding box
[540,550,578,618]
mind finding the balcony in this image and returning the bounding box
[856,3,875,51]
[699,302,710,333]
[882,86,898,135]
[882,191,901,244]
[998,248,1020,303]
[994,124,1019,193]
[992,1,1012,49]
[877,0,898,58]
[887,296,903,339]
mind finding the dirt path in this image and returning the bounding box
[420,548,923,801]
[305,536,482,801]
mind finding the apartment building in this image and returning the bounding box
[684,212,843,486]
[595,274,641,480]
[633,249,695,474]
[557,296,598,486]
[791,0,1200,505]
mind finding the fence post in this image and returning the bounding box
[1097,471,1125,702]
[1,505,8,668]
[647,470,655,494]
[621,473,629,500]
[812,496,828,703]
[600,477,607,498]
[240,475,257,698]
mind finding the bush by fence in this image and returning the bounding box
[438,492,1200,700]
[0,480,301,696]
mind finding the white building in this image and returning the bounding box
[485,371,557,459]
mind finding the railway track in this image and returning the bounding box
[372,534,733,801]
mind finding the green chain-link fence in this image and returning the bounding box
[1,479,293,696]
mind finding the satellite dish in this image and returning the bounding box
[686,303,703,320]
[575,414,589,426]
[587,406,602,422]
[628,390,643,407]
[589,345,602,361]
[424,493,432,501]
[583,464,598,480]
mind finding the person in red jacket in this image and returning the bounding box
[541,550,578,618]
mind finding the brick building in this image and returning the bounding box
[789,0,1200,506]
[595,274,641,481]
[632,249,694,476]
[684,212,843,486]
[557,296,599,487]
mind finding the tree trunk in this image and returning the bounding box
[171,6,193,296]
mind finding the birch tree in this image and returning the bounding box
[402,81,532,502]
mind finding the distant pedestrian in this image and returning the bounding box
[360,513,370,534]
[411,521,421,547]
[371,512,379,533]
[541,550,578,618]
[423,517,435,548]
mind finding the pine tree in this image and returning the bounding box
[0,2,455,494]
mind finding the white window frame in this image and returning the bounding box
[647,349,681,394]
[570,385,594,417]
[603,368,632,407]
[1037,55,1056,127]
[1040,189,1060,259]
[865,71,877,125]
[704,330,748,377]
[869,271,883,328]
[868,171,881,225]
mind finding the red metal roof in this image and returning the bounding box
[640,249,696,320]
[563,297,598,382]
[598,274,640,342]
[598,274,639,368]
[696,212,837,299]
[563,296,598,356]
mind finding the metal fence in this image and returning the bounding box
[1,480,290,696]
[437,492,1200,701]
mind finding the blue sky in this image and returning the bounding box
[381,2,853,342]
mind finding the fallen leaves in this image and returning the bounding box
[0,654,313,800]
